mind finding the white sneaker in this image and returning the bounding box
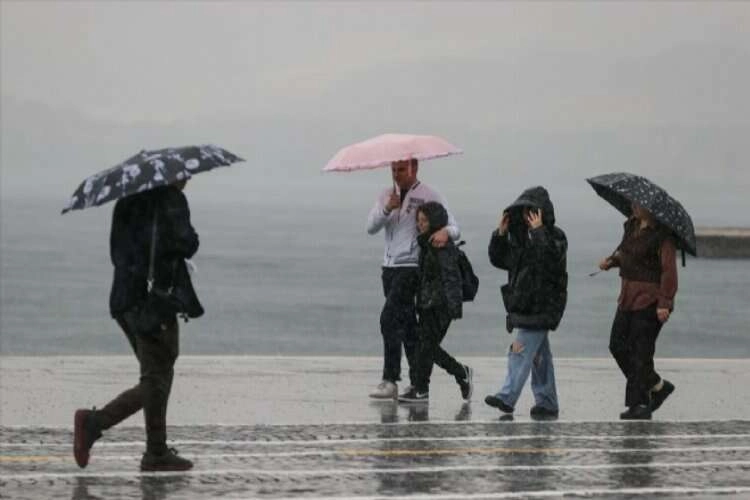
[369,380,397,399]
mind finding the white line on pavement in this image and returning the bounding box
[2,418,749,429]
[245,486,750,500]
[6,445,750,461]
[1,459,750,480]
[3,433,750,448]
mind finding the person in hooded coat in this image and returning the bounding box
[598,202,678,420]
[398,201,473,403]
[484,186,568,419]
[73,181,203,471]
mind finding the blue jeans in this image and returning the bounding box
[495,328,558,411]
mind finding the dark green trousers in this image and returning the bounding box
[94,311,179,454]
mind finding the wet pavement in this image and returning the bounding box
[2,420,750,499]
[2,356,750,498]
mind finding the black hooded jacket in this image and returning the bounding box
[109,186,204,319]
[416,202,463,319]
[488,186,568,332]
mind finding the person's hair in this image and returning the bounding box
[416,201,448,232]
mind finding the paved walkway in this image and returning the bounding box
[2,356,749,499]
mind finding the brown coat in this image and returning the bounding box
[609,217,678,311]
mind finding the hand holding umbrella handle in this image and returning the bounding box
[384,183,401,214]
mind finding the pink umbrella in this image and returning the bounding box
[323,133,462,172]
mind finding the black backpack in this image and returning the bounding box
[456,241,479,301]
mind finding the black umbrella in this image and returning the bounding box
[586,172,697,260]
[61,144,244,214]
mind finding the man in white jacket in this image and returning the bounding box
[366,159,460,399]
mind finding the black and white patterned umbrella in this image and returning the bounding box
[61,145,244,214]
[586,172,697,256]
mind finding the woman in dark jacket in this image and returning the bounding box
[599,202,678,420]
[484,186,567,420]
[398,201,473,403]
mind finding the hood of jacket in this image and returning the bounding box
[505,186,556,227]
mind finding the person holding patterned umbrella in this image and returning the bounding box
[70,145,243,470]
[588,172,693,420]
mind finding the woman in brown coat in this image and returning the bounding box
[599,202,678,420]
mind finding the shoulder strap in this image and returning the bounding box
[146,211,159,292]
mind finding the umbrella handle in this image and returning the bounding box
[681,249,686,267]
[588,270,603,277]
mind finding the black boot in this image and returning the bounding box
[620,404,652,420]
[141,448,193,472]
[484,395,514,414]
[650,380,675,412]
[530,405,559,420]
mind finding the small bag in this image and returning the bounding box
[456,241,479,302]
[135,212,186,333]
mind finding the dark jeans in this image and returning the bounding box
[380,267,419,384]
[93,310,179,454]
[609,305,663,407]
[414,307,465,392]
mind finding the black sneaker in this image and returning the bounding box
[650,380,675,412]
[620,404,652,420]
[73,408,102,469]
[530,405,559,420]
[456,365,474,401]
[397,385,415,400]
[140,448,194,472]
[484,395,514,414]
[398,387,429,403]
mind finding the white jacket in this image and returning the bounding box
[366,181,460,267]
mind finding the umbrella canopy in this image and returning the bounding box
[62,145,243,214]
[323,133,461,172]
[586,172,697,256]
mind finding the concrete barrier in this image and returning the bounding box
[696,227,750,258]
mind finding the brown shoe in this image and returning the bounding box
[140,448,193,472]
[73,408,101,468]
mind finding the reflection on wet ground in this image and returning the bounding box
[2,419,750,499]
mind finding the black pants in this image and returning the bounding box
[609,305,663,407]
[380,267,419,384]
[414,307,465,392]
[94,311,179,454]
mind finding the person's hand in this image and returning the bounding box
[599,258,613,271]
[498,211,510,236]
[657,308,670,323]
[526,208,543,229]
[430,227,450,248]
[384,189,400,213]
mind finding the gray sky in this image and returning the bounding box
[1,1,749,225]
